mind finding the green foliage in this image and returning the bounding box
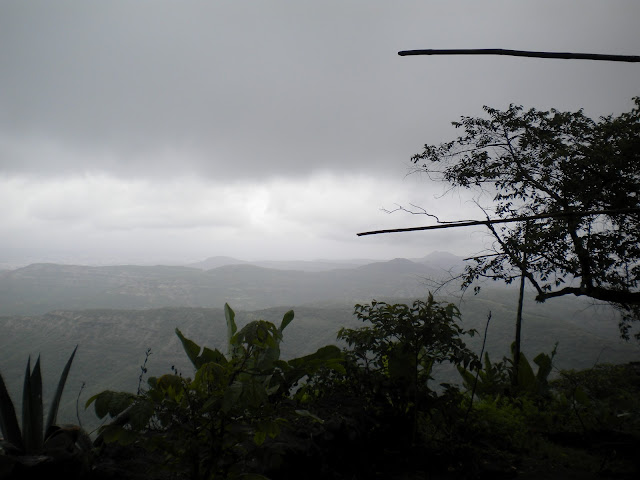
[467,397,530,450]
[336,294,480,445]
[550,363,640,434]
[412,98,640,337]
[458,342,558,399]
[87,304,344,479]
[339,293,479,379]
[511,342,557,396]
[0,346,78,455]
[457,352,510,399]
[77,295,640,478]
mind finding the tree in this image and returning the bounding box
[411,98,640,338]
[337,295,479,442]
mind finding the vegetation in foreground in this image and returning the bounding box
[3,296,638,479]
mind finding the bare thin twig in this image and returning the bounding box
[357,207,640,236]
[381,204,477,224]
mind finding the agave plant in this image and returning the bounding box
[0,345,78,455]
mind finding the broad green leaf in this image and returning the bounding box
[240,380,268,408]
[516,353,536,392]
[199,347,227,367]
[155,374,185,395]
[253,419,281,446]
[457,365,476,391]
[127,400,154,431]
[175,328,202,369]
[294,409,324,424]
[255,343,281,372]
[45,345,77,433]
[533,352,552,385]
[483,352,492,371]
[225,303,238,357]
[253,430,267,446]
[226,304,245,360]
[193,363,227,392]
[287,345,346,384]
[283,345,345,391]
[101,425,123,444]
[279,310,294,333]
[287,345,343,370]
[86,391,135,419]
[221,381,243,413]
[0,370,23,451]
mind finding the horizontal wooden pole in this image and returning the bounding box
[398,48,640,63]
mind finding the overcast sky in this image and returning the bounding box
[1,1,638,266]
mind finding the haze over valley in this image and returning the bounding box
[1,252,637,431]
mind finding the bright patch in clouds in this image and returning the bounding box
[0,172,485,265]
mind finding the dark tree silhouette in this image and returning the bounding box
[408,99,640,338]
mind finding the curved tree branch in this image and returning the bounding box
[536,286,640,305]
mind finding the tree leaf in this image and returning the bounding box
[279,310,294,333]
[294,409,324,424]
[516,353,536,392]
[533,352,552,385]
[175,328,202,369]
[86,391,135,419]
[225,303,239,358]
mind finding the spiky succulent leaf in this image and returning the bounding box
[22,356,43,453]
[0,371,23,451]
[45,345,78,433]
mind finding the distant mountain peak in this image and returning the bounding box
[187,256,247,270]
[356,257,430,274]
[388,257,415,264]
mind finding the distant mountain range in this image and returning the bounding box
[0,253,465,316]
[185,251,465,272]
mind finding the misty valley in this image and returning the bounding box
[1,253,639,479]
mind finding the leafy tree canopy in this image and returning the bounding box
[412,98,640,338]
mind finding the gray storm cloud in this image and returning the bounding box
[2,1,637,180]
[0,1,638,264]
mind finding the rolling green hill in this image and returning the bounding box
[0,259,449,315]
